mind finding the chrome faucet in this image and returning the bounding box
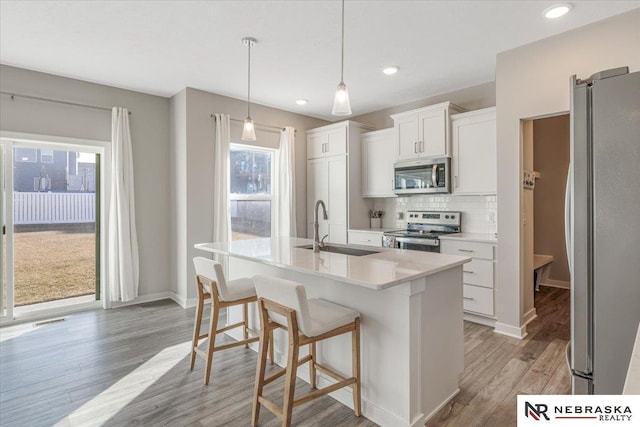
[313,200,328,253]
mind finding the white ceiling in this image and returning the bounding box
[1,1,638,120]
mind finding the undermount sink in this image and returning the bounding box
[296,244,380,257]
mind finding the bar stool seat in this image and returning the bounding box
[252,275,361,427]
[190,257,271,385]
[306,299,359,336]
[208,277,256,301]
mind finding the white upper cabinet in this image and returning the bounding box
[451,107,496,195]
[391,102,464,160]
[362,128,396,198]
[307,126,347,159]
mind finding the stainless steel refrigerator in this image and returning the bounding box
[566,67,640,394]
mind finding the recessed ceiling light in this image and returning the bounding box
[382,66,399,75]
[543,3,572,19]
[296,99,308,105]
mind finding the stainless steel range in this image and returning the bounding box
[383,211,461,253]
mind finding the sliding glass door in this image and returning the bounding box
[0,139,102,320]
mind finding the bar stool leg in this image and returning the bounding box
[309,342,317,389]
[204,299,220,385]
[252,321,271,426]
[282,326,300,427]
[190,292,204,370]
[269,327,275,365]
[352,318,362,417]
[243,302,249,348]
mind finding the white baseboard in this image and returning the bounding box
[168,292,199,308]
[464,312,497,328]
[494,321,528,339]
[110,291,173,308]
[423,388,460,424]
[523,307,537,326]
[541,279,570,290]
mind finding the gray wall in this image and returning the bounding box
[350,81,496,129]
[0,64,171,299]
[496,9,640,336]
[171,87,328,305]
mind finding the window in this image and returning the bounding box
[40,148,54,163]
[14,147,37,162]
[229,146,273,240]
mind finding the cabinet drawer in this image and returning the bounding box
[463,285,494,316]
[463,258,494,288]
[348,231,382,247]
[441,240,494,260]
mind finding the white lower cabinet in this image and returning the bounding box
[462,285,494,316]
[441,239,496,317]
[347,230,383,247]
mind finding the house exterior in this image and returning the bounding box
[13,147,95,192]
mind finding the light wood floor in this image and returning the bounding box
[0,287,570,427]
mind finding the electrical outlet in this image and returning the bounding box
[397,212,404,220]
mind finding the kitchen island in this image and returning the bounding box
[195,237,470,427]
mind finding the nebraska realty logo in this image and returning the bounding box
[517,395,638,426]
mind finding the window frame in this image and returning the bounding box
[229,143,276,240]
[39,148,54,164]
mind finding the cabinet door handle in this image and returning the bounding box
[421,141,425,152]
[463,270,475,274]
[458,249,474,253]
[463,296,475,301]
[454,175,458,188]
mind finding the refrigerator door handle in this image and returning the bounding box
[564,164,572,275]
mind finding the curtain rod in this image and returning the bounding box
[1,91,132,114]
[210,114,296,134]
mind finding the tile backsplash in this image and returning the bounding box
[373,194,497,234]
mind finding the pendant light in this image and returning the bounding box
[242,37,257,141]
[331,0,352,116]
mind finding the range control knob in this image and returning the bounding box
[445,215,450,219]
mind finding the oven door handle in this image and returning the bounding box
[395,237,439,246]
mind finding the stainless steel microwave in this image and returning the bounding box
[393,157,450,195]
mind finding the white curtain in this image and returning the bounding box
[108,107,139,302]
[213,114,232,248]
[275,127,297,237]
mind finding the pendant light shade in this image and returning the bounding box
[242,117,256,141]
[242,37,257,141]
[331,0,352,116]
[332,81,351,116]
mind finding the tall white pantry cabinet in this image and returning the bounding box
[306,121,375,243]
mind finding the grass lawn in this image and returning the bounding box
[13,226,96,306]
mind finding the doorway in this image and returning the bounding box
[522,114,571,320]
[1,138,103,321]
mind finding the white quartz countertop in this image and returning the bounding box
[195,237,470,290]
[439,233,498,243]
[623,322,640,394]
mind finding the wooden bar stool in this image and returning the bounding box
[190,257,272,385]
[251,275,361,427]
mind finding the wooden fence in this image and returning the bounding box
[13,192,95,224]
